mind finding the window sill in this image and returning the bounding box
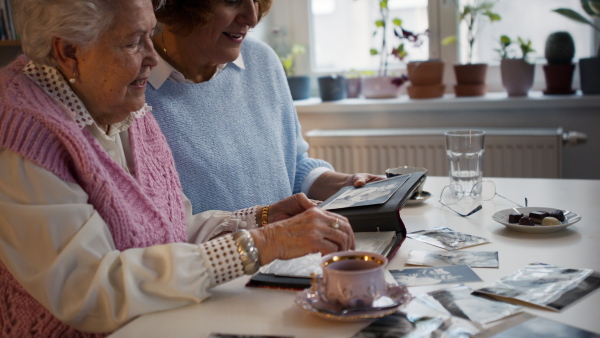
[294,91,600,114]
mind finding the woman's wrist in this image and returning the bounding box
[232,230,260,275]
[249,228,276,267]
[254,205,270,226]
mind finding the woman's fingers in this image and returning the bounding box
[251,207,356,265]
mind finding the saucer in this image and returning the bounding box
[294,283,412,321]
[492,207,581,234]
[406,191,432,206]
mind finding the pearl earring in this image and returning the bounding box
[69,78,75,84]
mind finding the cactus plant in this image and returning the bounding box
[544,31,575,64]
[552,0,600,56]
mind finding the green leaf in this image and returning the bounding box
[375,19,385,28]
[370,48,379,56]
[485,11,502,22]
[553,8,594,25]
[441,36,457,45]
[291,44,305,55]
[581,0,600,16]
[500,35,511,45]
[392,18,402,27]
[588,0,600,15]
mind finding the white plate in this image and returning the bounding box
[492,207,581,233]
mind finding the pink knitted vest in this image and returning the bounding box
[0,57,187,337]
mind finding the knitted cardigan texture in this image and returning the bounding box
[146,38,333,214]
[0,56,187,337]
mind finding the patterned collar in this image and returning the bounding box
[23,61,150,133]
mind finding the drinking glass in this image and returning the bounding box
[445,130,486,197]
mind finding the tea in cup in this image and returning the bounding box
[318,251,388,309]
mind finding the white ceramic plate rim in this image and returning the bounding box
[406,191,432,206]
[492,207,581,233]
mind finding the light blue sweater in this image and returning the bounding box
[146,38,333,214]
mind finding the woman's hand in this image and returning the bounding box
[343,173,385,188]
[308,171,386,201]
[249,207,355,266]
[263,193,318,224]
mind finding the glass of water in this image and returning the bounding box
[445,130,486,197]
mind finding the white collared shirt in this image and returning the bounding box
[0,61,260,333]
[148,54,245,89]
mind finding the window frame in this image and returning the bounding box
[257,0,599,94]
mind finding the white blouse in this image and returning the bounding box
[0,63,260,333]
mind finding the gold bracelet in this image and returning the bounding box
[232,230,260,275]
[261,205,270,226]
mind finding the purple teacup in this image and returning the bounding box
[318,251,388,309]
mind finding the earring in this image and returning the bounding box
[161,31,167,55]
[69,78,76,84]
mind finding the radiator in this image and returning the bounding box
[305,128,572,178]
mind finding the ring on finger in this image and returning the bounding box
[332,218,340,229]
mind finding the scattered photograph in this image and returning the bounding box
[390,265,482,287]
[473,263,600,312]
[416,284,523,325]
[351,311,480,338]
[406,250,499,268]
[208,334,293,338]
[322,176,408,210]
[407,227,490,251]
[473,312,600,338]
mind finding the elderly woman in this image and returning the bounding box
[0,0,354,336]
[145,0,383,215]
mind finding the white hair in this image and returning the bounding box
[13,0,165,66]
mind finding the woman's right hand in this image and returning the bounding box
[249,207,355,266]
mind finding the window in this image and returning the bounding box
[311,0,429,73]
[255,0,598,92]
[469,0,594,65]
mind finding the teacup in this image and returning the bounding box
[317,251,388,309]
[385,166,428,194]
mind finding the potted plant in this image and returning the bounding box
[402,31,445,99]
[442,0,501,97]
[553,1,600,95]
[345,69,362,98]
[497,35,536,97]
[543,31,576,95]
[271,28,311,100]
[406,59,445,99]
[318,74,347,102]
[362,0,414,99]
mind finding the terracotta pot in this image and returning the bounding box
[407,60,444,86]
[361,76,403,99]
[287,76,311,100]
[407,84,445,99]
[579,57,600,95]
[454,63,488,85]
[453,64,488,97]
[500,59,535,97]
[454,84,488,97]
[543,63,575,95]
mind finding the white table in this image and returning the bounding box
[110,176,600,338]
